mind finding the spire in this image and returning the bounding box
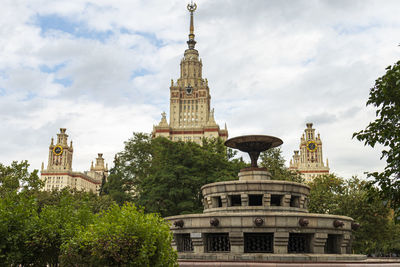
[187,1,197,49]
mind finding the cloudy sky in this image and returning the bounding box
[1,0,399,179]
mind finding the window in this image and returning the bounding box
[288,233,311,253]
[325,234,341,254]
[290,196,300,207]
[205,233,230,252]
[212,196,222,208]
[175,234,193,252]
[270,195,282,206]
[229,195,241,206]
[244,233,273,253]
[248,194,263,206]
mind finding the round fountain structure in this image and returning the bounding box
[165,135,365,262]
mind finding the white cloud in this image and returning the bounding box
[0,0,398,179]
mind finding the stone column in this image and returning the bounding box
[339,234,351,254]
[241,194,248,206]
[264,193,271,207]
[229,231,244,253]
[282,194,291,207]
[190,233,204,253]
[221,194,228,207]
[299,196,306,208]
[274,232,289,253]
[311,233,327,253]
[171,235,177,251]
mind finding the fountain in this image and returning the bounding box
[165,135,365,262]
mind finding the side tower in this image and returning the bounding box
[86,153,109,182]
[46,128,73,171]
[289,123,330,181]
[41,128,103,193]
[152,2,228,144]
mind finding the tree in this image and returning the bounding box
[259,148,303,183]
[308,174,400,254]
[0,161,43,197]
[60,203,178,266]
[27,192,95,266]
[0,161,42,266]
[353,60,400,219]
[104,133,246,216]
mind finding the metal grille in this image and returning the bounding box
[288,233,310,253]
[175,234,193,252]
[325,234,340,254]
[206,233,230,252]
[244,233,273,253]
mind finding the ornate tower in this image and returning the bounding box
[289,123,329,181]
[41,128,106,193]
[87,153,109,181]
[152,2,228,143]
[46,128,73,171]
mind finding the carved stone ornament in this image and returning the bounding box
[351,222,360,230]
[210,217,219,227]
[254,217,264,227]
[299,218,309,227]
[333,220,344,228]
[174,219,184,228]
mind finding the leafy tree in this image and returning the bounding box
[353,60,400,219]
[27,192,95,266]
[259,148,304,183]
[0,161,42,266]
[105,133,246,216]
[308,174,400,254]
[307,174,344,214]
[0,160,43,197]
[60,203,178,266]
[0,192,38,266]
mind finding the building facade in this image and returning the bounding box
[289,123,330,181]
[40,128,108,193]
[152,3,228,144]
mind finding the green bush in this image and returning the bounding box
[61,203,178,266]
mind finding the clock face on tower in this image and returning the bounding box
[53,145,63,156]
[306,141,317,152]
[186,85,193,95]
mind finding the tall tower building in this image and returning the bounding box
[46,128,73,171]
[152,2,228,143]
[41,128,108,193]
[289,123,330,181]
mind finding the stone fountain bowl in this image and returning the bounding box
[225,135,283,168]
[224,135,283,152]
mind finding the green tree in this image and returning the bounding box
[0,161,43,266]
[61,203,178,266]
[353,60,400,219]
[27,192,95,266]
[105,133,246,216]
[307,174,344,214]
[259,148,303,183]
[0,161,43,197]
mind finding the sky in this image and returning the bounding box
[0,0,399,179]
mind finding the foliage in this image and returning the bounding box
[259,148,304,183]
[61,203,178,267]
[0,160,43,197]
[0,161,174,266]
[308,174,400,254]
[105,133,246,216]
[0,161,42,266]
[353,60,400,219]
[27,193,95,266]
[307,174,344,214]
[0,192,38,266]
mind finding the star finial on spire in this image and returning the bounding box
[187,1,197,49]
